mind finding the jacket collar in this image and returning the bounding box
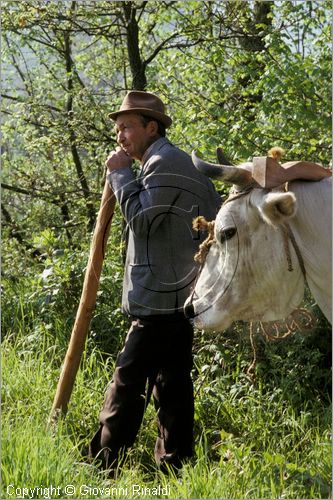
[141,137,170,166]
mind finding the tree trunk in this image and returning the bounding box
[123,2,147,90]
[64,28,96,231]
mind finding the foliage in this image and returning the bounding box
[2,1,331,259]
[1,1,332,498]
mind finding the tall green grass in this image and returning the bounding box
[2,327,331,499]
[1,268,332,498]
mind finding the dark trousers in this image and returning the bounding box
[89,314,194,470]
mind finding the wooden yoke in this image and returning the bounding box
[252,156,331,188]
[49,179,116,422]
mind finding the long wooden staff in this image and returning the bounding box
[49,178,116,421]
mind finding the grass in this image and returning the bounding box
[2,320,332,499]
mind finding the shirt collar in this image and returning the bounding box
[141,137,170,166]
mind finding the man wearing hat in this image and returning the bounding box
[89,90,220,473]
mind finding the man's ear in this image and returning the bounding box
[148,120,159,136]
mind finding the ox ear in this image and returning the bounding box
[258,192,297,226]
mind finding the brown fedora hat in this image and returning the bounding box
[108,90,172,128]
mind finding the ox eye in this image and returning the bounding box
[220,227,236,244]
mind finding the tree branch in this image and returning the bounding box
[144,32,180,66]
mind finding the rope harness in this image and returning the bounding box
[193,216,216,264]
[280,222,306,278]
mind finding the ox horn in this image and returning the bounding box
[216,147,233,166]
[192,150,253,186]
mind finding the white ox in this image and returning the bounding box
[184,149,332,330]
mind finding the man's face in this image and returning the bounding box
[115,113,157,161]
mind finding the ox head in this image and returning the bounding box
[185,187,304,330]
[184,148,320,330]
